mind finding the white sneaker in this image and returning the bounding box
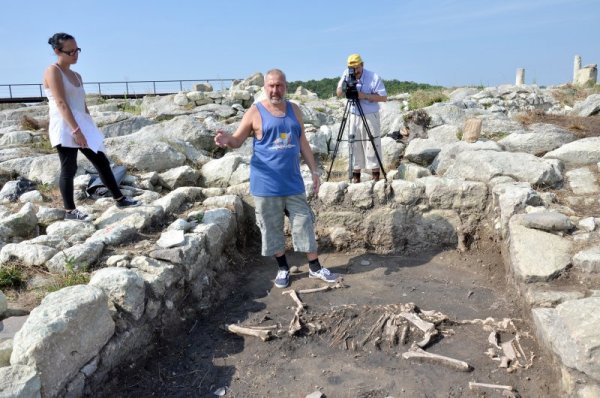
[308,267,338,283]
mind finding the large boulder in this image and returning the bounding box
[0,243,57,267]
[140,94,191,118]
[89,267,146,320]
[101,116,154,138]
[423,103,466,127]
[508,215,572,282]
[201,155,242,187]
[10,285,115,398]
[444,150,563,187]
[0,203,37,240]
[492,182,541,238]
[404,138,442,166]
[498,124,576,156]
[0,365,41,398]
[421,176,488,214]
[532,297,600,380]
[159,165,200,190]
[427,124,460,144]
[134,115,216,150]
[430,140,502,175]
[103,140,186,172]
[544,137,600,167]
[46,241,105,273]
[571,94,600,117]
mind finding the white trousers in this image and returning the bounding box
[349,112,382,170]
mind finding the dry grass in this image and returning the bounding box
[516,110,600,139]
[322,157,351,182]
[550,84,600,107]
[20,115,49,131]
[408,89,448,110]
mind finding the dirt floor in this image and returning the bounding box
[97,239,559,398]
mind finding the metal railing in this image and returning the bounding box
[0,79,238,103]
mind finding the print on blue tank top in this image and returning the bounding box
[250,101,305,196]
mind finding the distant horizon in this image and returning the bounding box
[1,0,598,90]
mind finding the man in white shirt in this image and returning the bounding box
[336,54,387,183]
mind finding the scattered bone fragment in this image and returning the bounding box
[298,281,346,294]
[400,325,409,345]
[359,314,389,347]
[501,340,517,361]
[288,311,302,336]
[402,346,472,372]
[383,317,400,347]
[488,331,500,349]
[468,381,514,392]
[282,290,306,336]
[244,324,278,331]
[225,324,272,341]
[283,290,305,310]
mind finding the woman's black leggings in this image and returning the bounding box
[56,145,123,210]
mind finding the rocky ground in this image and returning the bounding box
[2,79,600,398]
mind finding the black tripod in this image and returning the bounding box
[326,96,386,182]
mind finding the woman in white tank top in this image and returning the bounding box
[44,33,140,221]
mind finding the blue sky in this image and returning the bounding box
[1,0,598,88]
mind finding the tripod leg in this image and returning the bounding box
[326,101,352,182]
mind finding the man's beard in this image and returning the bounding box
[269,94,285,104]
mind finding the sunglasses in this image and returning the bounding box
[58,48,82,56]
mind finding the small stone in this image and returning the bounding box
[305,391,324,398]
[290,265,300,273]
[156,230,185,248]
[360,260,370,266]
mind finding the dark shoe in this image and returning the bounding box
[372,171,381,182]
[352,171,361,183]
[274,269,290,288]
[64,209,92,222]
[116,197,141,208]
[309,267,339,283]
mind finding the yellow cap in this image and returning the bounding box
[347,53,363,67]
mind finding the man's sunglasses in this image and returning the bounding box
[58,48,82,56]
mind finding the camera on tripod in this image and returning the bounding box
[342,67,359,100]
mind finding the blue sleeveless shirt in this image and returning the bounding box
[250,101,305,196]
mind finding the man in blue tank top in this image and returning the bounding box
[214,69,339,288]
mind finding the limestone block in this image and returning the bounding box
[46,241,105,273]
[10,286,114,398]
[46,219,96,240]
[318,182,347,206]
[346,182,373,209]
[86,224,138,246]
[421,176,488,214]
[159,165,200,190]
[0,365,40,398]
[532,297,600,381]
[391,180,425,206]
[508,215,572,282]
[446,151,563,187]
[89,267,146,320]
[130,256,183,298]
[573,247,600,273]
[0,243,57,267]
